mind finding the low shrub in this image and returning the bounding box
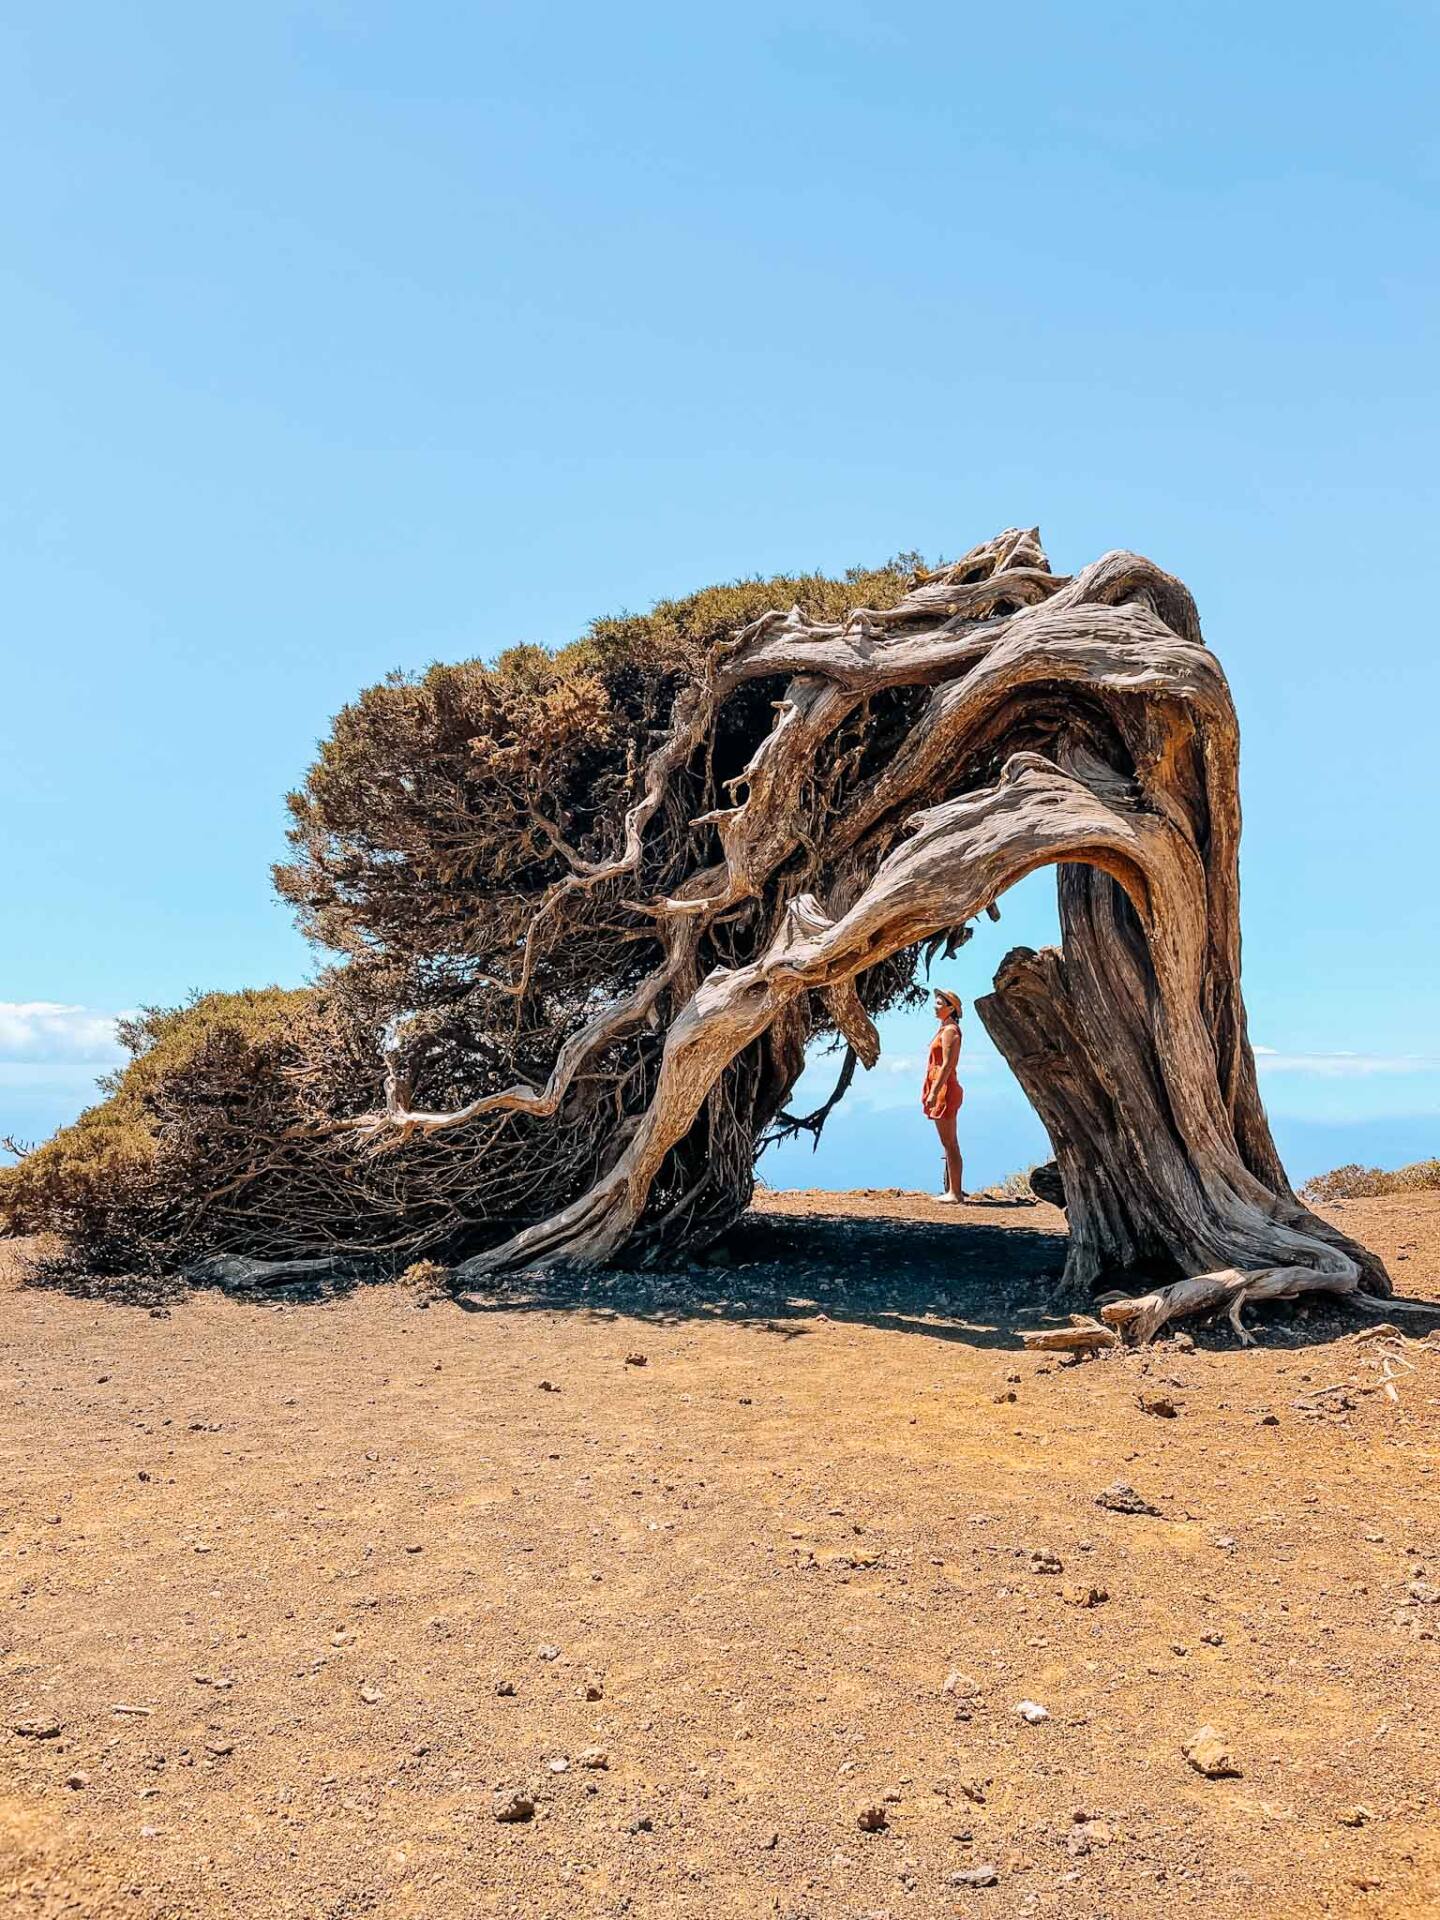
[1301,1159,1440,1203]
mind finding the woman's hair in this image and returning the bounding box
[934,989,963,1019]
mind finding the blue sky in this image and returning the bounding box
[3,2,1437,1188]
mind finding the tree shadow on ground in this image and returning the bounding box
[11,1204,1406,1354]
[451,1204,1399,1355]
[450,1206,1066,1351]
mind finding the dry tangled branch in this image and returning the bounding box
[2,530,1389,1338]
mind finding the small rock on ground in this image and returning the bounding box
[1061,1582,1108,1607]
[1096,1480,1159,1515]
[1182,1726,1242,1778]
[493,1791,536,1823]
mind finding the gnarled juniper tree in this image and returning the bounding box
[2,531,1390,1339]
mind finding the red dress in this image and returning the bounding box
[922,1027,963,1119]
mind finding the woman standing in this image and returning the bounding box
[922,989,965,1202]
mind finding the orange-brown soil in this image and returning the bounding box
[2,1189,1438,1919]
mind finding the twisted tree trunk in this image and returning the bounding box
[357,529,1386,1340]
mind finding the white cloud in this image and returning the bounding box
[1253,1045,1440,1079]
[0,1002,129,1064]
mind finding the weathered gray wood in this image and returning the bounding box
[1019,1316,1118,1353]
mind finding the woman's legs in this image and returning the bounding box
[934,1108,964,1199]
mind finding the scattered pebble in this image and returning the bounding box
[856,1804,888,1831]
[1029,1548,1063,1574]
[1014,1700,1049,1724]
[579,1745,610,1769]
[13,1719,61,1739]
[1182,1726,1241,1778]
[1406,1580,1440,1606]
[495,1680,516,1697]
[1096,1481,1159,1516]
[64,1769,89,1789]
[950,1865,999,1887]
[1138,1392,1178,1418]
[537,1644,560,1661]
[1060,1583,1108,1608]
[624,1352,648,1368]
[493,1791,535,1823]
[359,1684,382,1705]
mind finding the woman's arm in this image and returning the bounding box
[940,1025,961,1075]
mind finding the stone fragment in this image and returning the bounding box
[950,1864,999,1887]
[1182,1726,1241,1778]
[1096,1481,1158,1515]
[1138,1392,1178,1417]
[1060,1582,1108,1607]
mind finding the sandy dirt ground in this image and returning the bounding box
[2,1189,1439,1919]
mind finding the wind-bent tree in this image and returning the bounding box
[2,531,1389,1337]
